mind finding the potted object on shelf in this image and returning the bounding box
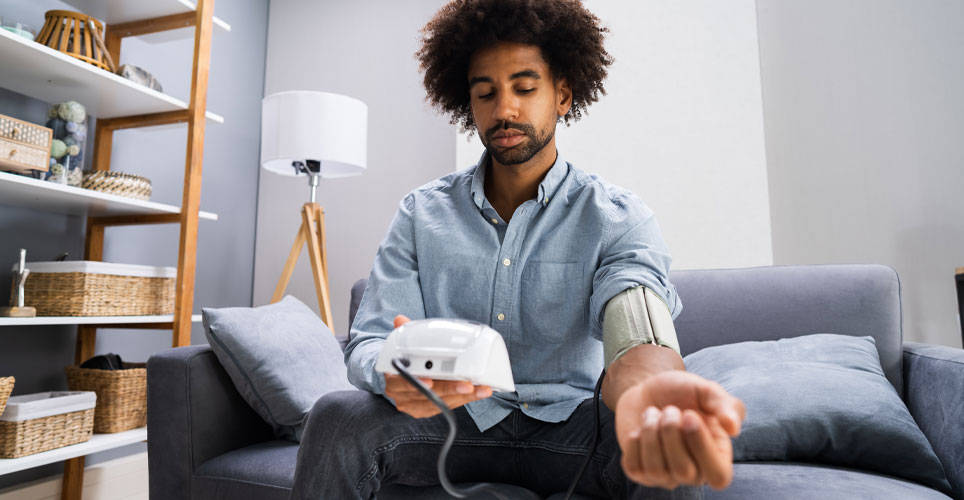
[15,260,176,317]
[66,353,146,433]
[0,17,37,41]
[1,249,36,318]
[0,113,53,175]
[0,391,96,458]
[45,101,88,186]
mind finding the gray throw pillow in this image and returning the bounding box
[202,296,355,442]
[684,333,951,493]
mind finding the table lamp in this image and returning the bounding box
[261,90,367,330]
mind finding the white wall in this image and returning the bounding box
[457,0,773,271]
[757,0,964,347]
[254,0,456,335]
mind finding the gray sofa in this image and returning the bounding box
[147,265,963,499]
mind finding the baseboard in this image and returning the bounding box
[0,452,148,500]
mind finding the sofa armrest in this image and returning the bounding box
[903,342,964,499]
[147,346,274,500]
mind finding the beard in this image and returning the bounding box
[481,120,554,166]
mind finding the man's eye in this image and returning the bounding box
[518,88,535,94]
[478,93,494,100]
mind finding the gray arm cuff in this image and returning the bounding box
[602,286,681,368]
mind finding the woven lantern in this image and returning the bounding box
[36,10,113,72]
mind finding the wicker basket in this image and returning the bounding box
[0,377,13,417]
[17,261,175,317]
[66,363,146,433]
[81,171,152,201]
[36,10,111,72]
[0,392,95,458]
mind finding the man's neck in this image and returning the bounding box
[484,140,557,222]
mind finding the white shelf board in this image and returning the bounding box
[63,0,231,33]
[0,171,218,220]
[0,427,146,476]
[0,315,201,327]
[0,29,224,121]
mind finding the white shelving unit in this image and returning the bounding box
[0,427,147,475]
[0,0,225,495]
[0,29,223,122]
[0,315,201,327]
[0,171,218,220]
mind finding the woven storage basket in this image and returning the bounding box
[16,261,175,316]
[81,171,152,201]
[0,392,95,458]
[66,363,146,433]
[0,377,13,417]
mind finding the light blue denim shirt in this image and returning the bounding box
[345,151,681,432]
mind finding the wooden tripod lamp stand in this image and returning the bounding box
[261,91,368,331]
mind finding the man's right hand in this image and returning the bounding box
[383,314,493,418]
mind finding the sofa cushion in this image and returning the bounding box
[194,440,297,500]
[685,333,951,493]
[704,462,952,500]
[202,296,355,441]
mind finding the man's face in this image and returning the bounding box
[467,42,572,166]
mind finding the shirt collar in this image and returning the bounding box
[470,150,569,211]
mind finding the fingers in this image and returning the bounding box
[639,406,674,488]
[393,315,410,329]
[384,373,435,394]
[622,406,735,490]
[681,410,734,490]
[396,393,480,416]
[696,381,746,436]
[659,406,699,485]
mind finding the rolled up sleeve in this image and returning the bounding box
[345,194,426,395]
[589,190,681,339]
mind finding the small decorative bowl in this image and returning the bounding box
[81,171,152,201]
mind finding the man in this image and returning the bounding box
[290,1,745,498]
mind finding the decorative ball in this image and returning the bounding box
[49,157,57,166]
[64,136,77,147]
[50,163,65,175]
[66,121,78,133]
[47,107,58,119]
[45,118,67,138]
[69,132,85,143]
[57,101,86,123]
[50,139,67,159]
[68,144,80,156]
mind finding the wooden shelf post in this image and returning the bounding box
[62,1,217,498]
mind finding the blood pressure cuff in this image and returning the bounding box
[603,286,681,368]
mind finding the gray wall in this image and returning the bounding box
[253,0,456,335]
[757,0,964,348]
[0,0,268,489]
[458,0,774,271]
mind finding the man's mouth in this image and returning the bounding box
[490,129,526,148]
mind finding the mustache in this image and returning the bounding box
[485,121,537,141]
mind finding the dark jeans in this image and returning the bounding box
[289,390,703,500]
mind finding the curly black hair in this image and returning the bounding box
[417,0,613,132]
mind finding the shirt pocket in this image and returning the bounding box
[520,261,590,344]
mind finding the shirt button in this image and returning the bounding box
[543,197,548,204]
[497,313,505,321]
[491,218,498,224]
[523,402,529,409]
[503,258,511,266]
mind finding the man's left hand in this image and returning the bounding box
[615,370,745,490]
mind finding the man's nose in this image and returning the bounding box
[492,92,520,122]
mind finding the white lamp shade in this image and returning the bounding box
[260,90,368,178]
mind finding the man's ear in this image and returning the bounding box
[556,77,573,118]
